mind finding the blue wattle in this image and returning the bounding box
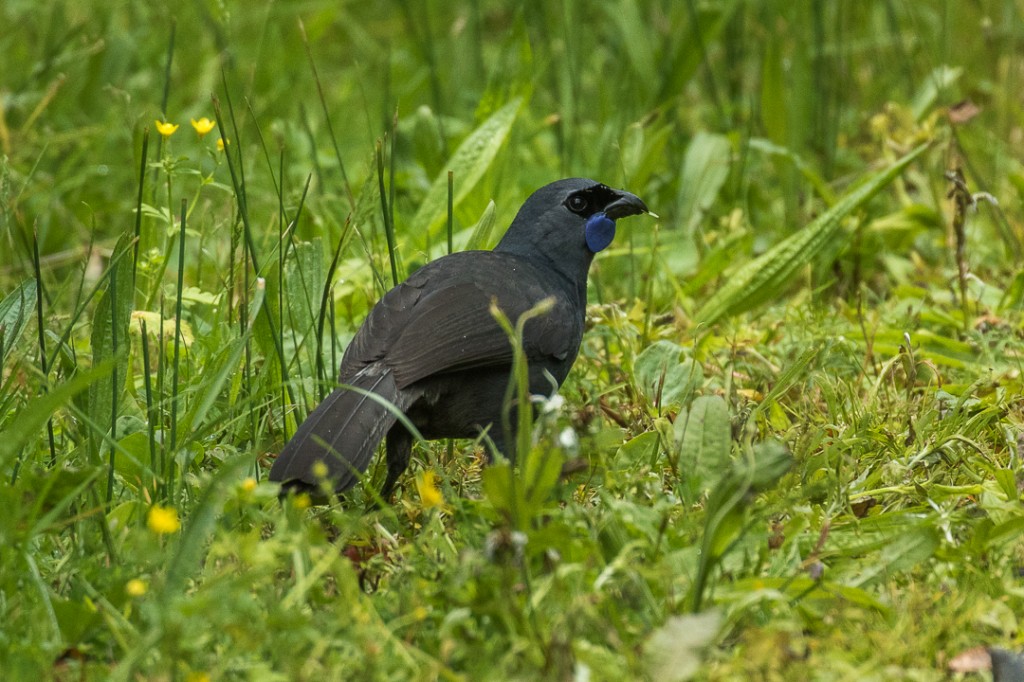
[585,213,616,252]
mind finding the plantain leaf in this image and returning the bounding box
[677,132,731,235]
[675,395,731,501]
[412,99,521,241]
[634,340,703,411]
[695,141,930,325]
[88,234,135,456]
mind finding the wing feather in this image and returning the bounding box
[338,252,579,390]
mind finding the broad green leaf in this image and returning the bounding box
[634,340,703,410]
[615,430,661,468]
[87,234,135,456]
[675,395,731,500]
[677,132,731,234]
[412,99,521,241]
[114,431,154,486]
[695,141,930,325]
[285,239,325,336]
[0,278,37,365]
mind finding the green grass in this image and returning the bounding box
[2,1,1024,679]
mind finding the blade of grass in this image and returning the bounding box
[169,199,187,492]
[132,128,149,292]
[315,217,353,403]
[31,230,56,469]
[106,238,120,502]
[376,137,399,287]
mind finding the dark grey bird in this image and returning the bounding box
[269,178,649,499]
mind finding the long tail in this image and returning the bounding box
[270,366,415,494]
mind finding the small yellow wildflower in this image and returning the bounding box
[125,579,147,597]
[185,673,211,682]
[154,120,179,138]
[416,470,444,509]
[216,137,229,152]
[190,117,215,138]
[292,493,311,510]
[147,505,181,534]
[241,477,257,492]
[312,460,329,480]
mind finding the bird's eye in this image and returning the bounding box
[567,195,589,213]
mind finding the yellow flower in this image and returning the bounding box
[185,673,210,682]
[416,470,445,509]
[292,493,311,510]
[154,120,179,138]
[312,460,329,480]
[216,137,229,152]
[241,477,257,492]
[147,505,181,534]
[190,117,215,138]
[125,579,147,597]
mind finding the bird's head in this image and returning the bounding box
[496,178,650,276]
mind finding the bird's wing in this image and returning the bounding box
[340,254,577,390]
[387,280,575,389]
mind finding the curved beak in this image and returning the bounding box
[605,190,650,219]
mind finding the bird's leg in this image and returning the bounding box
[381,424,413,501]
